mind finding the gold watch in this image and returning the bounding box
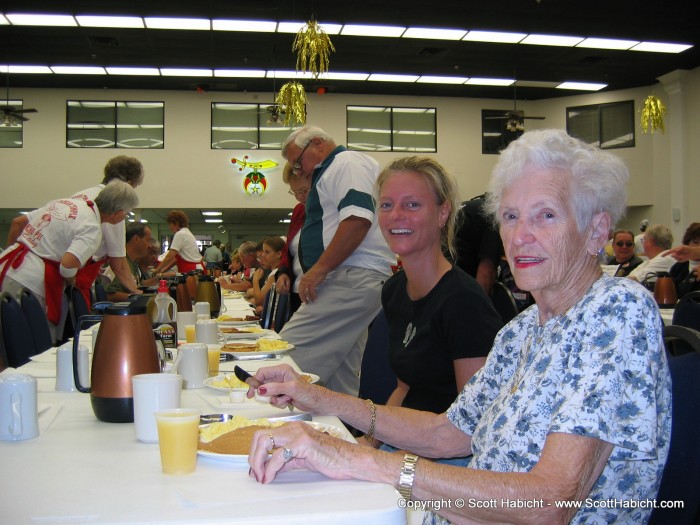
[398,453,419,501]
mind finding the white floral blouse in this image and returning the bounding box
[425,275,672,525]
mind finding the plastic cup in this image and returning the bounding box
[155,408,200,474]
[185,324,196,343]
[206,344,221,376]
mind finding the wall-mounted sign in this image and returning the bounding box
[231,156,279,196]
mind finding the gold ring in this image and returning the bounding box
[268,433,275,448]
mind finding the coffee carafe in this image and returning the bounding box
[194,274,221,317]
[173,274,192,312]
[653,272,678,308]
[73,298,165,423]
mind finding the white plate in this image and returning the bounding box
[221,328,276,340]
[216,320,261,327]
[197,421,348,463]
[298,373,320,384]
[222,343,294,357]
[203,374,249,393]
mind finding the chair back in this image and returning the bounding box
[19,288,54,353]
[0,292,37,368]
[491,281,520,324]
[94,281,108,303]
[647,344,700,524]
[260,288,278,330]
[271,292,291,332]
[62,286,96,341]
[358,309,397,405]
[663,325,700,357]
[673,291,700,330]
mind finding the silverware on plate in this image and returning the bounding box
[199,412,312,425]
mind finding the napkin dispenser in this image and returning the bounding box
[73,299,164,423]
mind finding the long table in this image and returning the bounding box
[0,316,406,525]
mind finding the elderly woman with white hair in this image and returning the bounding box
[245,130,671,525]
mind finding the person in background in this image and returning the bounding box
[278,125,394,396]
[246,129,671,525]
[628,224,675,284]
[218,241,257,292]
[252,236,285,312]
[246,241,267,301]
[0,181,139,342]
[105,222,153,301]
[221,243,232,270]
[203,239,223,271]
[634,218,649,256]
[454,194,503,296]
[137,238,169,285]
[151,210,204,277]
[275,163,310,314]
[607,229,643,277]
[227,253,243,276]
[669,222,700,297]
[374,156,502,463]
[7,156,146,307]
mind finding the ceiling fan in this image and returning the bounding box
[485,83,545,132]
[1,72,38,126]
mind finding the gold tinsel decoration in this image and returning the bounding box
[275,81,308,126]
[292,19,335,78]
[640,95,667,133]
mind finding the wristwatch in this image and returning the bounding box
[398,453,419,501]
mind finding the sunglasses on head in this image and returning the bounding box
[615,241,634,247]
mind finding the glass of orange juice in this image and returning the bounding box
[185,324,196,343]
[206,343,221,376]
[155,408,200,474]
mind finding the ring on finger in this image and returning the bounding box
[283,447,294,462]
[268,433,275,449]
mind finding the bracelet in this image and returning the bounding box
[363,399,376,442]
[398,453,419,501]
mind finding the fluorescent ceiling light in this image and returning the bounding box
[576,37,638,50]
[2,65,52,74]
[465,77,514,86]
[341,24,406,37]
[403,27,466,40]
[0,15,9,25]
[630,41,693,53]
[213,19,277,32]
[462,30,526,43]
[107,67,160,76]
[279,219,291,223]
[214,69,266,78]
[76,15,144,28]
[160,68,212,77]
[521,34,584,47]
[267,70,315,79]
[145,17,210,30]
[6,13,76,26]
[348,106,390,112]
[417,75,468,84]
[201,211,223,216]
[515,80,560,88]
[204,219,223,223]
[368,73,419,82]
[557,81,607,91]
[277,21,342,35]
[321,72,368,81]
[51,66,107,75]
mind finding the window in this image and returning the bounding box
[347,106,436,152]
[66,101,164,148]
[566,100,634,149]
[481,109,523,154]
[211,103,296,149]
[0,100,25,148]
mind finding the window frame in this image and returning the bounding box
[566,100,635,150]
[346,105,437,153]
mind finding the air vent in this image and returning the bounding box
[88,36,121,48]
[417,47,448,57]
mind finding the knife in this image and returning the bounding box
[234,365,294,411]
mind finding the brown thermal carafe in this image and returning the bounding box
[194,275,221,317]
[174,274,192,312]
[653,272,678,308]
[73,299,163,423]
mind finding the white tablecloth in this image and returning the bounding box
[0,333,406,525]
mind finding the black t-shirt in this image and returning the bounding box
[454,197,503,276]
[382,266,503,413]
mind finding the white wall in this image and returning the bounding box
[1,68,698,241]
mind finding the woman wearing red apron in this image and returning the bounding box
[151,210,205,277]
[0,181,139,343]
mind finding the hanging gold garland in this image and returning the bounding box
[292,19,335,78]
[640,95,667,133]
[275,81,308,126]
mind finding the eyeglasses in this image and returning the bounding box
[291,141,311,174]
[615,241,634,247]
[288,187,310,197]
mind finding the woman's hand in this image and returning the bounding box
[248,364,327,413]
[275,274,291,294]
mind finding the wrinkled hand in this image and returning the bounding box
[248,421,359,484]
[297,267,327,304]
[246,364,325,413]
[275,274,291,294]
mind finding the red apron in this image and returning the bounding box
[75,257,109,310]
[175,253,205,274]
[0,243,64,324]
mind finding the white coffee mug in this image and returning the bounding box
[176,311,197,340]
[194,301,210,318]
[55,342,89,392]
[132,373,182,443]
[195,319,220,345]
[174,343,208,389]
[0,373,39,441]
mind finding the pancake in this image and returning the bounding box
[198,424,270,455]
[223,342,259,352]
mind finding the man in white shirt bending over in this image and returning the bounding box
[628,223,675,284]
